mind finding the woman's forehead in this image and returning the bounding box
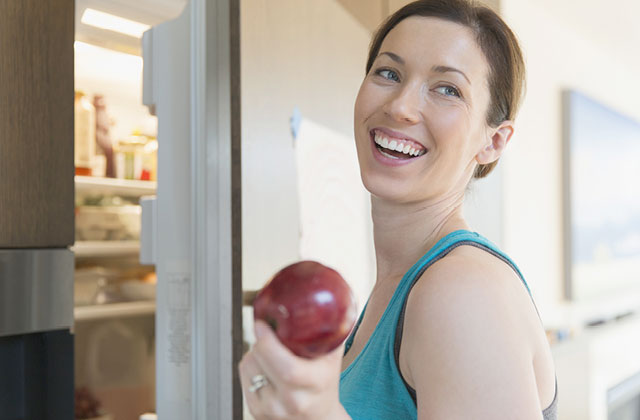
[378,16,489,82]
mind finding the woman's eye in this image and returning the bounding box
[434,85,461,98]
[375,68,400,82]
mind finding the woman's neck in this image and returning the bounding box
[371,191,469,284]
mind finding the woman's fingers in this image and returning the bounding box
[239,353,264,409]
[251,320,345,390]
[251,321,310,388]
[239,351,285,419]
[239,321,348,420]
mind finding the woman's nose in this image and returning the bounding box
[383,83,423,124]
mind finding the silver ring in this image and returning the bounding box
[248,374,269,393]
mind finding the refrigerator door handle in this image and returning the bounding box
[140,196,157,266]
[142,28,157,116]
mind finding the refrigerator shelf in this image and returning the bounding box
[72,240,140,258]
[74,301,155,322]
[75,176,157,197]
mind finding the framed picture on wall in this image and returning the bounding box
[563,90,640,302]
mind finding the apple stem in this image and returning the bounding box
[266,318,278,331]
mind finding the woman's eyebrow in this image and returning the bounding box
[378,51,405,65]
[377,52,471,85]
[431,65,471,85]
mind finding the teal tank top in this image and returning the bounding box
[339,230,558,419]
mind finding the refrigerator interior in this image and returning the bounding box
[73,27,158,420]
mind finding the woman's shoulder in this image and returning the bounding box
[401,243,539,370]
[410,243,526,310]
[398,246,546,418]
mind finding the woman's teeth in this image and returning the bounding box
[373,132,426,157]
[379,148,400,159]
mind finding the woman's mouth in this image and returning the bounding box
[370,129,427,165]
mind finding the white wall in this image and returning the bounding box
[241,0,372,292]
[500,0,640,313]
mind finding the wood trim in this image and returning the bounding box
[230,0,244,416]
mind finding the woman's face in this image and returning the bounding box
[354,16,500,204]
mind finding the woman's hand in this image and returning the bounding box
[239,320,351,420]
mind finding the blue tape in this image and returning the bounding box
[290,107,302,140]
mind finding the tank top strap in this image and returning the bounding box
[345,230,477,355]
[404,229,531,295]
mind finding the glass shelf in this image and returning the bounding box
[74,301,155,322]
[72,240,140,258]
[75,176,156,197]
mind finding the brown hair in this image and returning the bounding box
[366,0,526,178]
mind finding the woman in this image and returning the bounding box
[239,0,557,419]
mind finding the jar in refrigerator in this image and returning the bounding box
[74,91,96,176]
[115,132,147,180]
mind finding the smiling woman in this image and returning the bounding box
[360,1,526,181]
[239,1,556,419]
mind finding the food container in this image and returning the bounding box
[74,267,118,306]
[140,138,157,181]
[75,205,141,241]
[115,133,147,180]
[120,280,156,301]
[75,91,96,176]
[85,415,113,420]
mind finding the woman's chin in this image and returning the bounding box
[361,176,416,204]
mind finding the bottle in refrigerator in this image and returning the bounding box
[74,91,96,176]
[140,137,158,181]
[93,94,115,178]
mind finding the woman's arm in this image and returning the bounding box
[402,251,544,420]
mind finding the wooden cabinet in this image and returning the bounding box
[0,0,74,248]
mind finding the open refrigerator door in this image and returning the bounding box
[74,0,242,418]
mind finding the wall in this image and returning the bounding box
[499,0,640,313]
[337,0,500,32]
[241,0,372,293]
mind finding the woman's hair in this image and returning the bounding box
[366,0,526,178]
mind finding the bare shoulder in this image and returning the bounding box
[401,246,546,419]
[406,245,535,331]
[407,246,538,333]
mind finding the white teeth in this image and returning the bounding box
[380,149,400,159]
[373,131,426,157]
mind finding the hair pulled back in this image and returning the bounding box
[366,0,526,178]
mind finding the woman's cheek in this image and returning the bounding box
[353,87,371,123]
[356,79,387,111]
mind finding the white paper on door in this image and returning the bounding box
[294,117,375,312]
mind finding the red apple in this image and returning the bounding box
[253,260,357,358]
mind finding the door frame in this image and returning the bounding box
[190,0,242,417]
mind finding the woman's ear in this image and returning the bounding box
[475,121,514,165]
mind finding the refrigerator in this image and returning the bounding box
[0,0,75,418]
[140,0,243,417]
[0,0,242,418]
